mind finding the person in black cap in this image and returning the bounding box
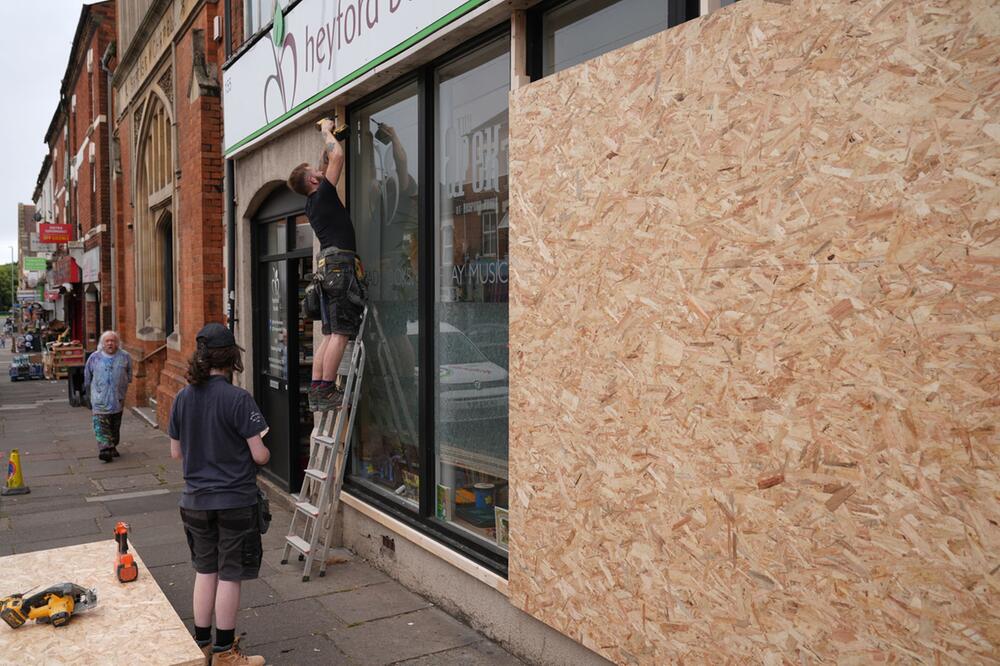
[168,323,269,666]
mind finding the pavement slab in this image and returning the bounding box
[237,597,344,641]
[10,517,102,544]
[394,640,523,665]
[318,580,433,626]
[261,551,391,601]
[241,634,358,666]
[97,472,163,491]
[327,607,483,665]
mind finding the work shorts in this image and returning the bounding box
[313,248,367,338]
[179,505,262,581]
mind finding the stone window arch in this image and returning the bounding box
[133,90,178,340]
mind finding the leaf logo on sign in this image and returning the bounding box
[271,2,285,47]
[264,2,297,123]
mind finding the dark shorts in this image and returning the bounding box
[179,505,262,581]
[317,249,366,338]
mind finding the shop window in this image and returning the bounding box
[434,36,510,553]
[532,0,698,78]
[346,30,511,571]
[349,81,422,510]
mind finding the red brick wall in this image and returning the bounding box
[154,4,226,425]
[110,3,227,425]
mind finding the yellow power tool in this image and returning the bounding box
[1,583,97,629]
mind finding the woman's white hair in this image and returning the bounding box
[99,330,121,347]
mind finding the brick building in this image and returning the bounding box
[38,1,116,349]
[110,0,227,426]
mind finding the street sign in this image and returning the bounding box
[39,223,73,243]
[23,257,47,271]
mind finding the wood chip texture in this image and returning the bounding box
[0,542,204,665]
[507,0,1000,663]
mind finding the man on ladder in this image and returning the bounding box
[287,117,366,413]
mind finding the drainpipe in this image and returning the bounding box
[100,42,117,330]
[224,0,237,333]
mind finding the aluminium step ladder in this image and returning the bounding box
[281,305,368,581]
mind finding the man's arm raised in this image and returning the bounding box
[319,118,344,186]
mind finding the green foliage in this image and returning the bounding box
[0,263,14,312]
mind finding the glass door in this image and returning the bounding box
[258,254,291,484]
[253,198,314,492]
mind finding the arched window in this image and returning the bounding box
[134,93,177,339]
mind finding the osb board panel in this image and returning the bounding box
[507,0,1000,663]
[0,541,203,666]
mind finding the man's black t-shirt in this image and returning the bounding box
[306,178,356,252]
[168,376,268,510]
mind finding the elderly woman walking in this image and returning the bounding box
[83,331,134,462]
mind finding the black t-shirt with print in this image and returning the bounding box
[168,376,268,510]
[306,178,357,252]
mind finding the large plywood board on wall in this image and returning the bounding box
[507,0,1000,662]
[0,541,203,666]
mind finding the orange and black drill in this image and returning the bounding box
[114,522,139,583]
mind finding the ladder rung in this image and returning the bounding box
[296,501,319,517]
[285,535,311,555]
[304,468,328,482]
[313,434,337,447]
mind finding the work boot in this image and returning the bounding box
[314,384,343,413]
[199,643,212,665]
[307,384,318,412]
[112,447,121,458]
[98,449,113,463]
[211,637,264,666]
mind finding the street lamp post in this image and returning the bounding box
[9,245,16,335]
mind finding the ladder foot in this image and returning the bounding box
[280,559,288,565]
[302,575,310,582]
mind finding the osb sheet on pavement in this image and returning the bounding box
[0,541,203,666]
[508,0,1000,663]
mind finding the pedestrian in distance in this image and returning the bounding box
[287,117,367,413]
[82,330,133,462]
[169,323,270,666]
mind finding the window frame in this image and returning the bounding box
[344,24,511,577]
[526,0,700,81]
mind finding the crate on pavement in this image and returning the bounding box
[46,342,85,380]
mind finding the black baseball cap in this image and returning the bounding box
[196,323,240,349]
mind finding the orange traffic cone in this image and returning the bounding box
[1,449,30,495]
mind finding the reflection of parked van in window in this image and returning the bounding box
[407,321,508,422]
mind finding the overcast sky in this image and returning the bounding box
[0,2,89,261]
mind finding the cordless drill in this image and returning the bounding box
[317,117,349,141]
[114,522,139,583]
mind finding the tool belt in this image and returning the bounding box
[304,247,367,320]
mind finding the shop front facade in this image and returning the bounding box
[223,2,700,662]
[223,0,997,663]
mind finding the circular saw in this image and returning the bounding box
[1,583,98,629]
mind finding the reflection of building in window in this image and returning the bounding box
[134,92,178,339]
[481,211,497,258]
